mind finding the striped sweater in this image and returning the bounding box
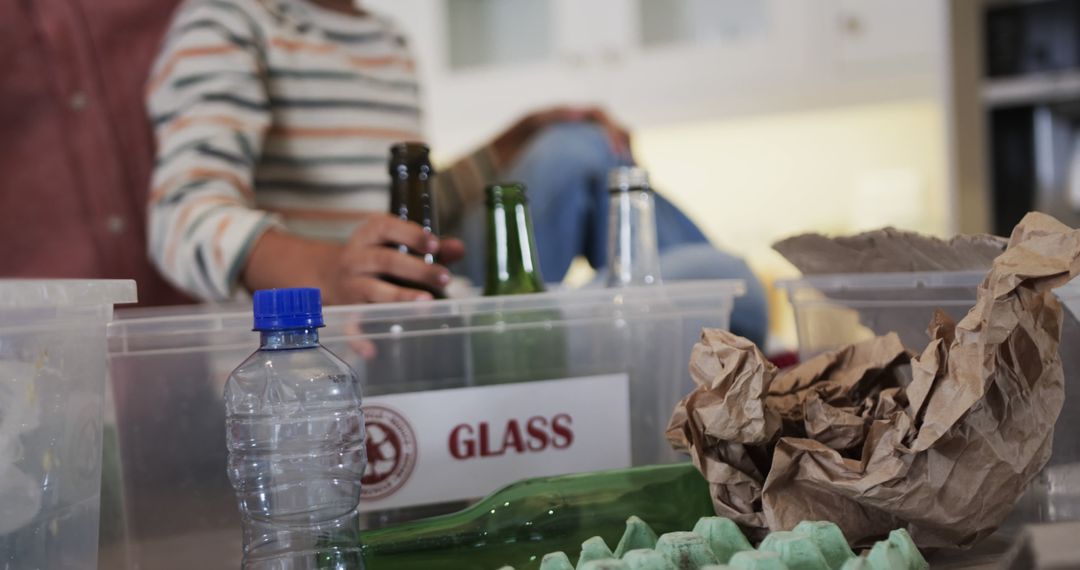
[147,0,498,300]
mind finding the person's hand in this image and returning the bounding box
[324,214,465,304]
[243,215,464,306]
[491,106,632,167]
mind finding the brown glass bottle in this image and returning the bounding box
[387,142,445,299]
[364,143,466,423]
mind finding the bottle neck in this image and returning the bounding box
[390,169,436,267]
[606,189,662,287]
[390,160,439,261]
[484,199,546,296]
[259,328,321,350]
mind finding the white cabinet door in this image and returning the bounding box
[829,0,941,73]
[800,0,944,111]
[364,0,943,154]
[554,0,633,66]
[604,0,820,127]
[367,0,597,157]
[608,0,941,127]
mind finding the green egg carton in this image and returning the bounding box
[499,517,927,570]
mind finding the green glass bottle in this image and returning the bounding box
[482,183,546,296]
[472,183,567,384]
[359,463,714,570]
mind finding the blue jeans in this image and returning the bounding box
[453,123,768,346]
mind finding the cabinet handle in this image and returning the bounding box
[839,14,863,36]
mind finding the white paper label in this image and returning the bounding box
[358,374,631,512]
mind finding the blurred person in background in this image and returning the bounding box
[148,0,768,344]
[2,0,190,306]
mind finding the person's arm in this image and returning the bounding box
[436,106,632,232]
[146,1,278,301]
[436,145,501,233]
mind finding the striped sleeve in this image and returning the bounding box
[436,143,501,233]
[147,0,279,301]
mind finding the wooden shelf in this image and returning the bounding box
[982,71,1080,107]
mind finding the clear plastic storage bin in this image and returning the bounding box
[98,280,743,569]
[777,271,1080,531]
[0,280,135,570]
[777,271,989,359]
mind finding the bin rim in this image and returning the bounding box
[106,279,745,356]
[775,270,987,294]
[0,279,137,310]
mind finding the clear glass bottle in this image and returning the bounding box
[606,167,663,288]
[224,288,366,569]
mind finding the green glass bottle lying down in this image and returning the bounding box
[359,464,714,570]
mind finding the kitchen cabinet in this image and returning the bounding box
[364,0,945,158]
[830,0,940,72]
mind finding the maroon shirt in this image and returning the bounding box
[2,0,191,306]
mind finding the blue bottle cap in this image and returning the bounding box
[252,288,325,331]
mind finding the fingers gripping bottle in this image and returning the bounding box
[225,288,366,569]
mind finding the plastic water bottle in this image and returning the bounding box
[225,288,366,569]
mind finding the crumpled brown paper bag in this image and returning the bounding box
[668,212,1080,548]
